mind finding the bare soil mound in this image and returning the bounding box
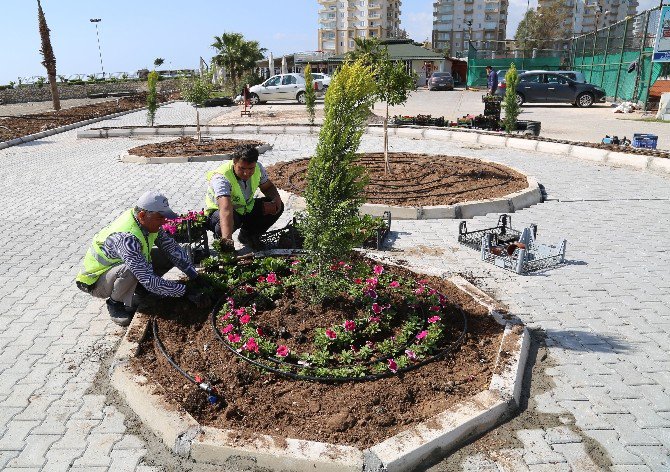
[133,262,504,449]
[267,153,529,207]
[128,137,265,158]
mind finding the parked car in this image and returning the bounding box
[310,73,331,89]
[247,73,324,105]
[495,71,606,107]
[428,72,455,91]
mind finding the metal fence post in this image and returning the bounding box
[590,31,598,83]
[612,18,629,102]
[601,25,612,88]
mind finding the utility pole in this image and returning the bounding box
[90,18,104,78]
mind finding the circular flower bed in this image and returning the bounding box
[209,256,466,382]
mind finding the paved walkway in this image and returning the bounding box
[0,102,668,471]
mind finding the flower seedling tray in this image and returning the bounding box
[458,214,525,250]
[174,219,210,263]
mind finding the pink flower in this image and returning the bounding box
[228,333,241,343]
[388,358,398,373]
[405,349,417,360]
[236,307,246,317]
[439,294,448,305]
[371,303,383,314]
[266,272,278,284]
[429,305,441,312]
[221,324,234,334]
[416,330,428,340]
[226,297,235,307]
[368,316,381,323]
[414,287,425,295]
[373,265,384,275]
[276,345,289,357]
[428,288,437,296]
[325,329,337,340]
[239,314,251,324]
[428,315,441,323]
[365,277,378,287]
[243,337,259,353]
[344,320,356,331]
[291,260,300,266]
[257,275,266,283]
[418,279,428,285]
[389,280,400,288]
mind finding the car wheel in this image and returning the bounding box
[249,93,260,105]
[576,92,594,108]
[297,92,306,104]
[515,93,525,106]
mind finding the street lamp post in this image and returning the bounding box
[465,20,473,90]
[89,18,104,78]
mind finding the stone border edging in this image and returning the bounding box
[119,143,273,164]
[0,101,177,151]
[109,271,528,471]
[77,123,670,176]
[278,169,541,220]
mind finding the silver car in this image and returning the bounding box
[248,73,324,105]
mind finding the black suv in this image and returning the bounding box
[496,71,606,107]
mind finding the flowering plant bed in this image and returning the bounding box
[162,210,209,262]
[133,254,505,448]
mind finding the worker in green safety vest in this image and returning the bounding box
[204,147,283,251]
[75,190,208,326]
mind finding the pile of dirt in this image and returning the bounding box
[267,153,529,206]
[133,264,505,449]
[0,92,172,142]
[128,137,265,158]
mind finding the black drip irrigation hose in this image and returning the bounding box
[152,319,220,404]
[209,292,468,383]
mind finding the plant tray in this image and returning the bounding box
[258,212,392,251]
[459,215,566,275]
[173,221,210,263]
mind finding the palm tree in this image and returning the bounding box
[345,38,384,69]
[211,33,266,93]
[154,57,165,68]
[37,0,60,111]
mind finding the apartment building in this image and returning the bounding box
[538,0,638,35]
[317,0,402,55]
[432,0,509,58]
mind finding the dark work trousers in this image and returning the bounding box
[206,197,284,239]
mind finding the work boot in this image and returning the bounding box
[106,298,136,327]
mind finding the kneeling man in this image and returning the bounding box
[204,147,283,250]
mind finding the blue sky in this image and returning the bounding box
[0,0,660,85]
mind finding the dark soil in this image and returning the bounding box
[128,137,265,158]
[266,153,529,207]
[0,92,173,142]
[133,263,505,449]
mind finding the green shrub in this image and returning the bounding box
[146,70,159,126]
[502,64,521,133]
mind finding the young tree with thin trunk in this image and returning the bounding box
[303,64,316,125]
[180,73,213,143]
[37,0,60,111]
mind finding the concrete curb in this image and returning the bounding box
[278,171,542,220]
[109,274,528,471]
[74,122,670,176]
[118,143,273,164]
[0,101,176,150]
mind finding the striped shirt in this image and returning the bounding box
[102,227,197,298]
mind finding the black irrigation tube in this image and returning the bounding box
[152,318,220,403]
[209,294,468,383]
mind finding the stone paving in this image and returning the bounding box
[0,101,669,471]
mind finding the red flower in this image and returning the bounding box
[256,327,264,336]
[368,316,381,323]
[354,278,362,284]
[429,305,441,312]
[344,320,356,332]
[276,345,289,357]
[221,324,234,334]
[330,264,339,271]
[373,265,384,275]
[365,277,378,287]
[388,358,398,373]
[325,329,337,340]
[228,333,241,343]
[257,275,266,283]
[243,337,259,353]
[239,314,251,324]
[244,285,254,294]
[371,303,383,314]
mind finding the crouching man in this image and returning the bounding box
[75,190,207,326]
[204,147,283,251]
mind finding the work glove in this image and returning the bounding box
[185,285,211,309]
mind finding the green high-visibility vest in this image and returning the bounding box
[204,160,261,215]
[75,209,158,286]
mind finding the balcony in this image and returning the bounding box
[368,2,382,9]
